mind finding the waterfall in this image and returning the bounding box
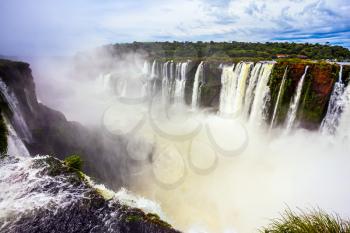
[243,62,263,118]
[174,61,189,104]
[191,61,204,110]
[336,84,350,138]
[150,60,157,79]
[142,60,151,75]
[248,63,274,127]
[161,62,170,104]
[285,66,309,132]
[219,62,252,116]
[270,66,288,129]
[0,79,32,142]
[219,63,237,115]
[4,116,30,157]
[233,62,253,115]
[320,65,346,134]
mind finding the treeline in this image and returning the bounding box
[111,41,350,61]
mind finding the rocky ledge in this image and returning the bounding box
[0,155,180,233]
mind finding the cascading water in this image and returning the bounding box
[5,117,30,157]
[150,60,157,79]
[161,61,170,104]
[219,63,237,115]
[142,60,151,75]
[219,62,252,116]
[270,66,288,129]
[233,62,253,115]
[174,62,189,104]
[0,79,32,142]
[285,66,309,132]
[243,62,263,118]
[248,63,274,127]
[320,65,346,134]
[336,83,350,138]
[191,61,204,110]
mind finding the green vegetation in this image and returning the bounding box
[64,154,83,171]
[123,212,172,228]
[112,41,350,61]
[261,209,350,233]
[126,215,143,223]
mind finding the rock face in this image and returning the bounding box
[0,156,180,233]
[267,61,346,129]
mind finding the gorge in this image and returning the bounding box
[1,42,350,233]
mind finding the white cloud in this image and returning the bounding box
[0,0,349,56]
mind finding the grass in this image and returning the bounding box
[261,208,350,233]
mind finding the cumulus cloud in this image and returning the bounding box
[0,0,349,56]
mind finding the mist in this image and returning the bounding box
[30,48,350,233]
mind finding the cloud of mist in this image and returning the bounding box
[31,47,148,126]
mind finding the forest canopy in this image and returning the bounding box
[111,41,350,61]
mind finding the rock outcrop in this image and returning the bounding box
[0,155,180,233]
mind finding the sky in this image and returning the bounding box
[0,0,350,56]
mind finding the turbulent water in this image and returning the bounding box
[5,57,350,233]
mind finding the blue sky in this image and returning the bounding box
[0,0,349,56]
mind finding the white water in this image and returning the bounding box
[5,117,30,157]
[191,61,204,110]
[270,66,288,129]
[336,81,350,138]
[162,61,170,104]
[234,62,253,115]
[219,63,237,115]
[174,62,189,104]
[150,60,157,79]
[248,63,274,128]
[219,62,253,116]
[243,63,262,118]
[320,65,346,134]
[285,66,309,132]
[0,79,32,142]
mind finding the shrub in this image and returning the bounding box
[64,155,83,171]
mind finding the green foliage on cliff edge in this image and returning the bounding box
[260,208,350,233]
[64,154,83,171]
